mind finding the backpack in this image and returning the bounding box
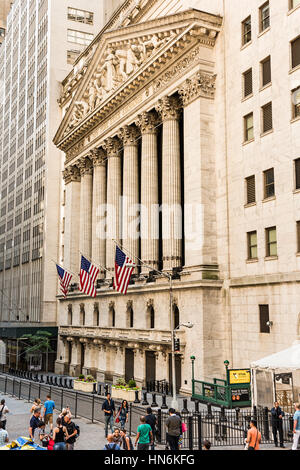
[105,443,118,450]
[74,424,80,439]
[0,405,4,420]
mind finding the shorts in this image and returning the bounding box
[44,413,53,425]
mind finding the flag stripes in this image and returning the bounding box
[56,264,72,298]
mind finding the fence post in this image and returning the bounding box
[61,389,64,411]
[182,399,189,413]
[28,381,31,402]
[161,394,168,410]
[4,376,7,394]
[92,394,95,423]
[197,414,202,450]
[18,380,21,400]
[253,405,257,421]
[263,407,269,441]
[234,408,240,426]
[157,409,162,444]
[220,406,227,422]
[142,392,149,406]
[75,392,78,418]
[129,402,133,437]
[206,403,213,419]
[188,415,193,450]
[151,393,158,407]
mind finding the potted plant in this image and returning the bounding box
[111,378,141,401]
[73,374,97,393]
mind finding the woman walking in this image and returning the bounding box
[116,400,128,429]
[52,417,67,450]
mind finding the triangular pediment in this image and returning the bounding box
[54,9,222,149]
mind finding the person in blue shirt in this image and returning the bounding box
[43,394,55,431]
[103,434,120,450]
[292,402,300,450]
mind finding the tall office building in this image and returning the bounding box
[0,0,104,370]
[0,0,13,46]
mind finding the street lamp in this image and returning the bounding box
[224,360,230,384]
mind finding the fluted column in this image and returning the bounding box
[119,125,140,271]
[63,166,81,274]
[104,137,122,278]
[90,148,107,278]
[78,157,93,260]
[156,96,182,270]
[136,111,160,274]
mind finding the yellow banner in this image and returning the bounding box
[229,369,251,385]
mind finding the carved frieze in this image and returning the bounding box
[178,71,216,105]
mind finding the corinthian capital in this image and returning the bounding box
[89,148,106,167]
[77,157,93,176]
[155,96,182,121]
[103,137,122,158]
[178,72,216,106]
[63,165,81,184]
[118,125,140,146]
[135,111,160,134]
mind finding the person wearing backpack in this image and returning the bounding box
[120,428,134,450]
[0,399,9,430]
[292,402,300,450]
[64,414,78,450]
[103,434,121,450]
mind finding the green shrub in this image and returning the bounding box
[116,377,126,386]
[86,375,95,382]
[78,374,85,381]
[127,379,136,389]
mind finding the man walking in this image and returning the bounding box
[0,399,9,430]
[43,394,55,431]
[29,408,41,442]
[102,392,115,438]
[0,421,9,446]
[292,402,300,450]
[64,414,77,450]
[145,407,157,450]
[165,408,181,450]
[135,416,153,450]
[271,401,285,448]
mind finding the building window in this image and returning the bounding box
[262,102,273,133]
[243,68,253,98]
[246,175,256,204]
[297,221,300,253]
[261,56,271,87]
[67,7,94,25]
[259,305,270,333]
[290,0,300,10]
[129,307,134,328]
[242,16,252,45]
[247,231,258,260]
[264,168,275,199]
[67,29,93,46]
[173,305,180,330]
[292,86,300,119]
[266,226,277,257]
[244,113,254,142]
[67,49,80,65]
[291,36,300,69]
[149,306,155,329]
[295,158,300,190]
[259,2,270,32]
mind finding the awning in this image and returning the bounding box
[251,340,300,370]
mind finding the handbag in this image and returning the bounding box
[182,422,187,433]
[248,430,259,450]
[115,409,121,423]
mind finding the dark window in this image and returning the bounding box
[290,0,300,9]
[259,305,270,333]
[173,305,180,329]
[150,307,155,329]
[129,307,134,328]
[262,102,273,133]
[260,2,270,32]
[261,56,271,87]
[266,226,277,257]
[264,168,275,198]
[246,175,256,204]
[297,221,300,253]
[291,36,300,69]
[243,69,253,97]
[247,231,258,259]
[242,16,251,45]
[295,158,300,189]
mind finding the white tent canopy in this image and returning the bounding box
[251,340,300,371]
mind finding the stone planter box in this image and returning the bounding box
[73,380,96,393]
[111,387,141,402]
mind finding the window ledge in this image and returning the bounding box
[289,64,300,75]
[296,252,300,257]
[260,129,274,138]
[259,82,272,92]
[241,40,252,51]
[291,115,300,124]
[242,93,253,102]
[293,188,300,195]
[258,26,270,38]
[246,258,258,264]
[262,196,276,203]
[244,202,257,208]
[243,138,255,146]
[288,3,300,15]
[264,256,278,261]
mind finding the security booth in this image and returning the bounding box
[191,357,251,408]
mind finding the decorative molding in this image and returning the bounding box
[79,303,85,314]
[77,157,93,176]
[155,95,182,121]
[118,125,140,145]
[178,71,216,105]
[103,136,122,158]
[146,298,154,309]
[89,148,106,167]
[126,300,133,311]
[136,111,160,134]
[108,300,115,310]
[63,166,80,185]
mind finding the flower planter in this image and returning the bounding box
[111,387,141,402]
[73,380,96,393]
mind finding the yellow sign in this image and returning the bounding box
[229,369,251,385]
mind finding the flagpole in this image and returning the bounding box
[51,259,78,279]
[78,251,107,275]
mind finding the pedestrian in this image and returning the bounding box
[116,400,128,429]
[0,399,9,430]
[203,440,211,450]
[165,408,181,450]
[52,417,67,450]
[113,427,123,446]
[246,419,261,450]
[102,393,115,438]
[29,407,41,442]
[43,394,55,431]
[103,433,121,450]
[30,398,41,416]
[271,401,285,448]
[59,407,72,426]
[0,421,9,446]
[145,407,157,450]
[36,421,48,447]
[120,428,134,450]
[292,402,300,450]
[135,416,153,450]
[64,414,77,450]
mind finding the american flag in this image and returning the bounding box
[79,255,99,298]
[56,264,72,298]
[114,246,135,295]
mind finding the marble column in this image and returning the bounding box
[104,137,122,278]
[63,166,81,274]
[90,148,107,278]
[77,157,93,260]
[119,125,140,271]
[156,96,182,271]
[136,111,160,274]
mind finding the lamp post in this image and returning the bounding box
[224,360,230,385]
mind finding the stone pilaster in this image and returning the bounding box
[133,347,146,388]
[63,165,81,274]
[119,125,140,271]
[77,157,93,260]
[156,96,182,271]
[104,137,122,278]
[136,111,160,274]
[90,148,107,278]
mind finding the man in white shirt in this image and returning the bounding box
[0,421,9,447]
[0,399,9,430]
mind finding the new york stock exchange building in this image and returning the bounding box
[53,0,270,395]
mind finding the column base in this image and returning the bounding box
[113,373,125,384]
[96,370,106,382]
[82,367,97,379]
[69,364,81,377]
[54,361,69,376]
